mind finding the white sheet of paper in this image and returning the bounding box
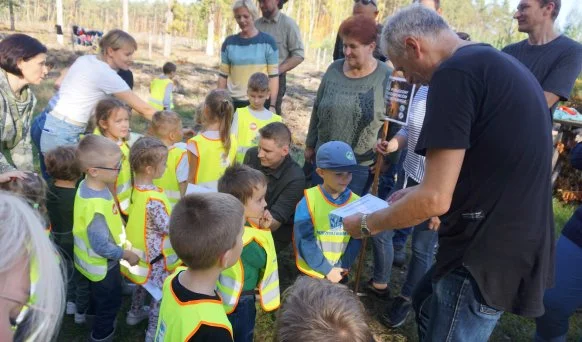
[329,194,389,227]
[186,183,216,194]
[142,280,163,301]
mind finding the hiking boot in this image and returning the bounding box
[365,279,390,298]
[126,306,150,326]
[393,246,407,268]
[66,301,77,315]
[379,296,411,328]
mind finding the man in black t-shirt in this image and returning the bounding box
[343,6,554,341]
[502,0,582,113]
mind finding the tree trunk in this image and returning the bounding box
[122,0,129,32]
[56,0,64,44]
[9,1,15,31]
[205,0,216,56]
[163,0,174,58]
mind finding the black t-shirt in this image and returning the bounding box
[47,184,77,259]
[117,69,134,89]
[502,35,582,112]
[416,43,555,317]
[171,273,233,342]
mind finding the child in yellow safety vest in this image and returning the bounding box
[148,62,176,111]
[155,192,245,341]
[120,137,180,341]
[91,98,132,216]
[187,89,237,191]
[72,135,140,342]
[216,164,280,342]
[293,141,363,284]
[149,111,188,207]
[232,72,281,163]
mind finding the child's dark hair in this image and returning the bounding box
[88,97,131,137]
[0,172,48,218]
[248,72,269,93]
[218,164,267,205]
[205,89,234,154]
[45,146,82,181]
[149,110,182,139]
[163,62,177,75]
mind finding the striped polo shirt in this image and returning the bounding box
[219,32,279,101]
[396,86,428,183]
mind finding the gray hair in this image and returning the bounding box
[0,192,65,341]
[276,276,373,342]
[232,0,260,21]
[382,4,450,57]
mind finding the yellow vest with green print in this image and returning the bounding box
[217,225,280,314]
[121,187,180,284]
[188,134,236,190]
[235,107,282,163]
[73,181,126,282]
[148,78,174,111]
[92,128,132,215]
[155,267,233,341]
[295,186,359,279]
[153,146,186,207]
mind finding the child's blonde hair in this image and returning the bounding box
[88,97,130,138]
[0,172,48,220]
[76,134,122,171]
[129,137,168,203]
[149,110,182,139]
[204,89,234,154]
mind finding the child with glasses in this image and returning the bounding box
[73,134,139,342]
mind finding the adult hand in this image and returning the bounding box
[304,147,315,163]
[386,187,414,205]
[343,212,364,239]
[428,216,441,231]
[123,250,140,266]
[375,138,398,156]
[326,267,347,283]
[0,171,28,183]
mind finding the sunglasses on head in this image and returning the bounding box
[354,0,377,6]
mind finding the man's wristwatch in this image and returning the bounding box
[360,214,371,237]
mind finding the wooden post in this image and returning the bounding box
[148,33,153,60]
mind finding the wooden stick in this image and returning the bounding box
[353,119,390,294]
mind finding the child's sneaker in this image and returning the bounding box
[126,306,149,326]
[66,301,77,315]
[74,312,86,324]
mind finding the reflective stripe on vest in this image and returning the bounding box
[73,180,126,282]
[155,268,233,341]
[121,187,180,284]
[295,186,359,278]
[148,78,174,111]
[153,146,186,207]
[116,143,132,215]
[235,107,282,163]
[188,134,236,186]
[217,225,280,313]
[162,236,180,271]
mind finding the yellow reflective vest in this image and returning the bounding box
[149,77,174,111]
[73,181,126,282]
[234,107,281,163]
[294,186,359,278]
[153,146,187,207]
[155,267,233,341]
[188,134,236,190]
[217,225,280,313]
[121,186,180,284]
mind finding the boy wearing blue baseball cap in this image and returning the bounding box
[293,141,363,283]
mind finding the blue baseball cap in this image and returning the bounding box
[316,141,361,172]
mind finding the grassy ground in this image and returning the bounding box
[28,53,581,342]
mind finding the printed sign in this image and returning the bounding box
[384,76,416,126]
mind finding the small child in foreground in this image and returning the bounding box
[155,192,245,341]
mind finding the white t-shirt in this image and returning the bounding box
[52,55,130,124]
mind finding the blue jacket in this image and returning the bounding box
[293,186,361,276]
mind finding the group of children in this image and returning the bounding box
[0,60,374,342]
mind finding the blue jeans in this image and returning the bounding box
[39,113,85,153]
[227,294,256,342]
[87,264,122,339]
[400,223,437,298]
[412,266,503,342]
[311,164,372,197]
[30,112,49,180]
[535,235,582,342]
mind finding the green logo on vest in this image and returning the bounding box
[346,152,354,160]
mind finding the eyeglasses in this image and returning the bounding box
[93,160,122,172]
[354,0,377,7]
[0,294,30,331]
